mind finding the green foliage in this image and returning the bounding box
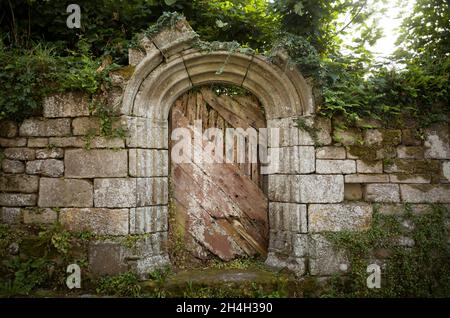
[0,38,120,121]
[273,0,383,55]
[295,117,321,146]
[38,224,72,255]
[0,224,92,297]
[1,257,51,296]
[0,0,193,63]
[319,54,450,126]
[1,0,448,126]
[396,0,449,63]
[210,83,251,96]
[268,33,321,79]
[143,11,187,39]
[55,40,118,95]
[271,0,449,127]
[323,204,450,297]
[181,282,285,298]
[148,266,172,284]
[189,0,279,51]
[96,272,142,297]
[93,102,127,138]
[209,257,266,270]
[0,43,58,120]
[193,40,255,75]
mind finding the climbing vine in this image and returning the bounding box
[323,204,450,297]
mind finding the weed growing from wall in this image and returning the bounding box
[323,204,450,297]
[0,224,90,296]
[95,272,142,297]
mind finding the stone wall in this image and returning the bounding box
[2,94,448,278]
[1,19,449,278]
[265,116,450,275]
[0,91,169,277]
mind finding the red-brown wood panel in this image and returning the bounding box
[170,88,268,262]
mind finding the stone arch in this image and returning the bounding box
[121,19,318,274]
[121,21,314,120]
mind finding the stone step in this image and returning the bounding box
[139,267,316,297]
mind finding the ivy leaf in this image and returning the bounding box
[294,2,304,16]
[164,0,177,6]
[215,19,229,28]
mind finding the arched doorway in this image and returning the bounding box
[168,85,269,266]
[120,18,315,275]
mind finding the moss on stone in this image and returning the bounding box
[113,65,136,80]
[323,204,450,297]
[402,146,424,158]
[144,267,295,297]
[0,224,92,296]
[23,207,46,215]
[342,128,401,163]
[143,11,187,39]
[347,145,378,162]
[391,159,440,175]
[380,129,402,146]
[408,184,438,192]
[333,128,363,146]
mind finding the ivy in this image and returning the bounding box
[268,33,321,80]
[143,11,187,39]
[0,38,121,122]
[1,1,447,126]
[95,272,142,297]
[323,204,450,297]
[0,43,58,121]
[0,224,88,296]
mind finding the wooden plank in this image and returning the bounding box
[186,92,197,124]
[173,108,267,223]
[174,161,268,256]
[173,193,237,261]
[252,162,260,185]
[208,109,218,130]
[185,96,267,223]
[180,92,189,115]
[195,91,202,121]
[201,88,251,130]
[217,116,226,136]
[225,218,267,256]
[171,103,186,130]
[170,87,269,260]
[198,92,209,131]
[174,163,265,259]
[232,95,264,116]
[216,219,258,256]
[216,94,266,129]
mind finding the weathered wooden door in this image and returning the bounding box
[170,87,268,263]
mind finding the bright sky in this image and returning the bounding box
[340,0,416,60]
[369,0,416,59]
[266,0,417,61]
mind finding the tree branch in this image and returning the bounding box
[336,0,368,35]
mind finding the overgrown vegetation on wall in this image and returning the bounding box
[1,204,448,297]
[0,223,91,296]
[323,204,450,297]
[0,0,449,299]
[0,39,121,121]
[0,0,448,126]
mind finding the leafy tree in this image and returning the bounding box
[271,0,384,56]
[0,0,193,61]
[188,0,279,51]
[396,0,450,62]
[0,0,448,125]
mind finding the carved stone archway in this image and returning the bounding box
[120,19,320,274]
